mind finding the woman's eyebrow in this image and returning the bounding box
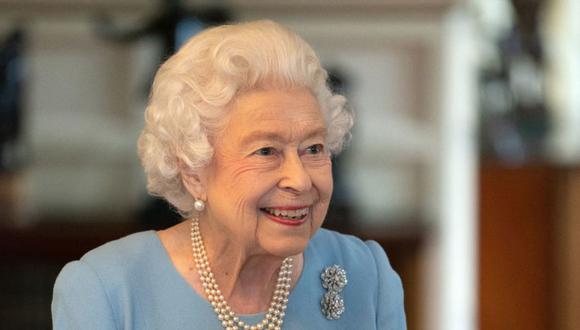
[240,126,327,147]
[239,131,285,147]
[303,126,328,141]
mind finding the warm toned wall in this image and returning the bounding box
[479,163,580,330]
[479,163,557,330]
[555,168,580,330]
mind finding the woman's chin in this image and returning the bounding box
[255,209,322,257]
[258,235,310,258]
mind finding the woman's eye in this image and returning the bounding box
[305,144,324,154]
[254,147,276,156]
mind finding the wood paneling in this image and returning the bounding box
[555,168,580,330]
[479,163,557,330]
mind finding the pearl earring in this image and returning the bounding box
[194,199,206,212]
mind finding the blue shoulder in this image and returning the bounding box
[52,260,118,329]
[53,230,159,306]
[310,228,384,266]
[80,231,156,276]
[52,231,158,329]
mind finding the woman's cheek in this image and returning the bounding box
[311,161,333,184]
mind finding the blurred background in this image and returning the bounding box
[0,0,578,329]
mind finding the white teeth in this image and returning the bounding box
[263,207,309,219]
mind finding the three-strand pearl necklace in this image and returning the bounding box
[190,218,293,330]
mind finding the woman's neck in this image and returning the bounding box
[198,218,303,314]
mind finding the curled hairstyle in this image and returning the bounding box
[138,20,353,217]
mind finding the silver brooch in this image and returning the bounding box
[320,265,347,320]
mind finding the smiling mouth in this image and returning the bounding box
[260,207,309,224]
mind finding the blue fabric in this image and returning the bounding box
[52,228,406,329]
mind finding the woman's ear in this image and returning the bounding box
[180,161,207,201]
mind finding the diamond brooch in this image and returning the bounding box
[320,265,347,320]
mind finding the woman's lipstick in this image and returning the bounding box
[260,206,309,226]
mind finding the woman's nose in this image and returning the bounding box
[278,154,312,193]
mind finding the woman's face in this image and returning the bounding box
[198,88,333,257]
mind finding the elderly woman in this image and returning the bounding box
[52,20,406,329]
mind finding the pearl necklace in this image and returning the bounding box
[190,219,293,330]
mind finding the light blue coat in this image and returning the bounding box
[52,228,406,329]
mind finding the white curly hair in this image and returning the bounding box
[138,20,353,217]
